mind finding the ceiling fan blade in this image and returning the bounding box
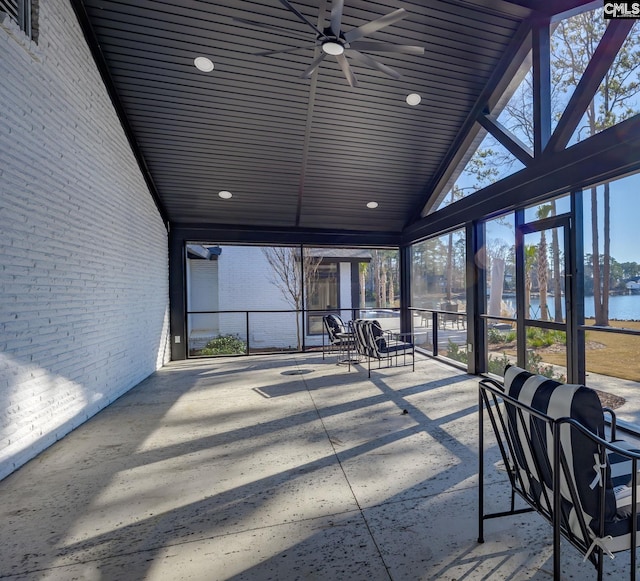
[233,17,308,37]
[330,0,344,37]
[336,54,358,87]
[344,8,407,43]
[300,53,328,78]
[254,45,314,57]
[346,50,403,80]
[348,41,424,55]
[279,0,327,38]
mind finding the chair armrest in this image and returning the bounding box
[479,377,506,393]
[603,407,617,442]
[382,330,414,343]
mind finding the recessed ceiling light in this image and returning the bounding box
[367,201,379,209]
[218,190,232,199]
[322,41,345,56]
[194,56,214,72]
[406,93,421,106]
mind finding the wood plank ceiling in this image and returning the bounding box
[74,0,592,235]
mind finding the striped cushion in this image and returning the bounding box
[603,441,640,552]
[503,366,617,545]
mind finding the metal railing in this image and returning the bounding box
[185,307,404,357]
[409,306,467,358]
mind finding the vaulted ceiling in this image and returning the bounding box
[73,0,596,237]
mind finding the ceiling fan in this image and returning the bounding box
[238,0,424,88]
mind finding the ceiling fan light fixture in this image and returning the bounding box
[322,41,345,56]
[194,56,214,72]
[406,93,421,106]
[218,190,233,199]
[366,201,379,209]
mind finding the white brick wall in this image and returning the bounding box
[217,246,300,348]
[0,0,170,480]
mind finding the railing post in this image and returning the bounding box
[432,311,438,356]
[478,386,485,543]
[245,311,250,355]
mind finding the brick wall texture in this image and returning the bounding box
[0,0,170,480]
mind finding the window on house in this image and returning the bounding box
[306,263,338,335]
[1,0,37,40]
[307,264,338,311]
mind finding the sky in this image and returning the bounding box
[460,9,640,264]
[583,173,640,265]
[483,172,640,267]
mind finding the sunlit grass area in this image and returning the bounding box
[531,320,640,382]
[486,320,640,383]
[583,320,640,382]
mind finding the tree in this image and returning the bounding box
[620,261,640,281]
[550,201,564,323]
[524,244,537,318]
[359,262,368,308]
[476,10,640,326]
[553,11,640,324]
[487,239,511,317]
[368,250,399,307]
[443,186,467,301]
[536,204,553,321]
[262,247,321,348]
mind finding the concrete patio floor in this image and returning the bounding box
[0,353,638,580]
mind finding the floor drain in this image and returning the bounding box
[281,369,314,375]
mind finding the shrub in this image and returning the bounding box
[486,351,565,382]
[504,330,517,343]
[525,327,566,349]
[487,326,505,344]
[198,334,246,356]
[487,352,511,376]
[526,351,566,382]
[487,326,516,345]
[446,339,468,365]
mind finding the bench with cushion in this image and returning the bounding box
[479,365,640,580]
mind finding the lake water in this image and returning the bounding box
[519,294,640,321]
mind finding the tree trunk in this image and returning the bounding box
[380,267,387,308]
[591,186,604,325]
[387,263,395,306]
[538,233,549,321]
[524,245,536,319]
[551,202,563,322]
[446,231,454,301]
[488,257,505,317]
[602,181,611,326]
[373,251,382,308]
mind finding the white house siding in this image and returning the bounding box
[216,246,299,349]
[339,262,353,315]
[0,0,170,480]
[187,259,219,349]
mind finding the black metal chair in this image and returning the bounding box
[479,365,640,580]
[350,319,414,377]
[322,314,354,361]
